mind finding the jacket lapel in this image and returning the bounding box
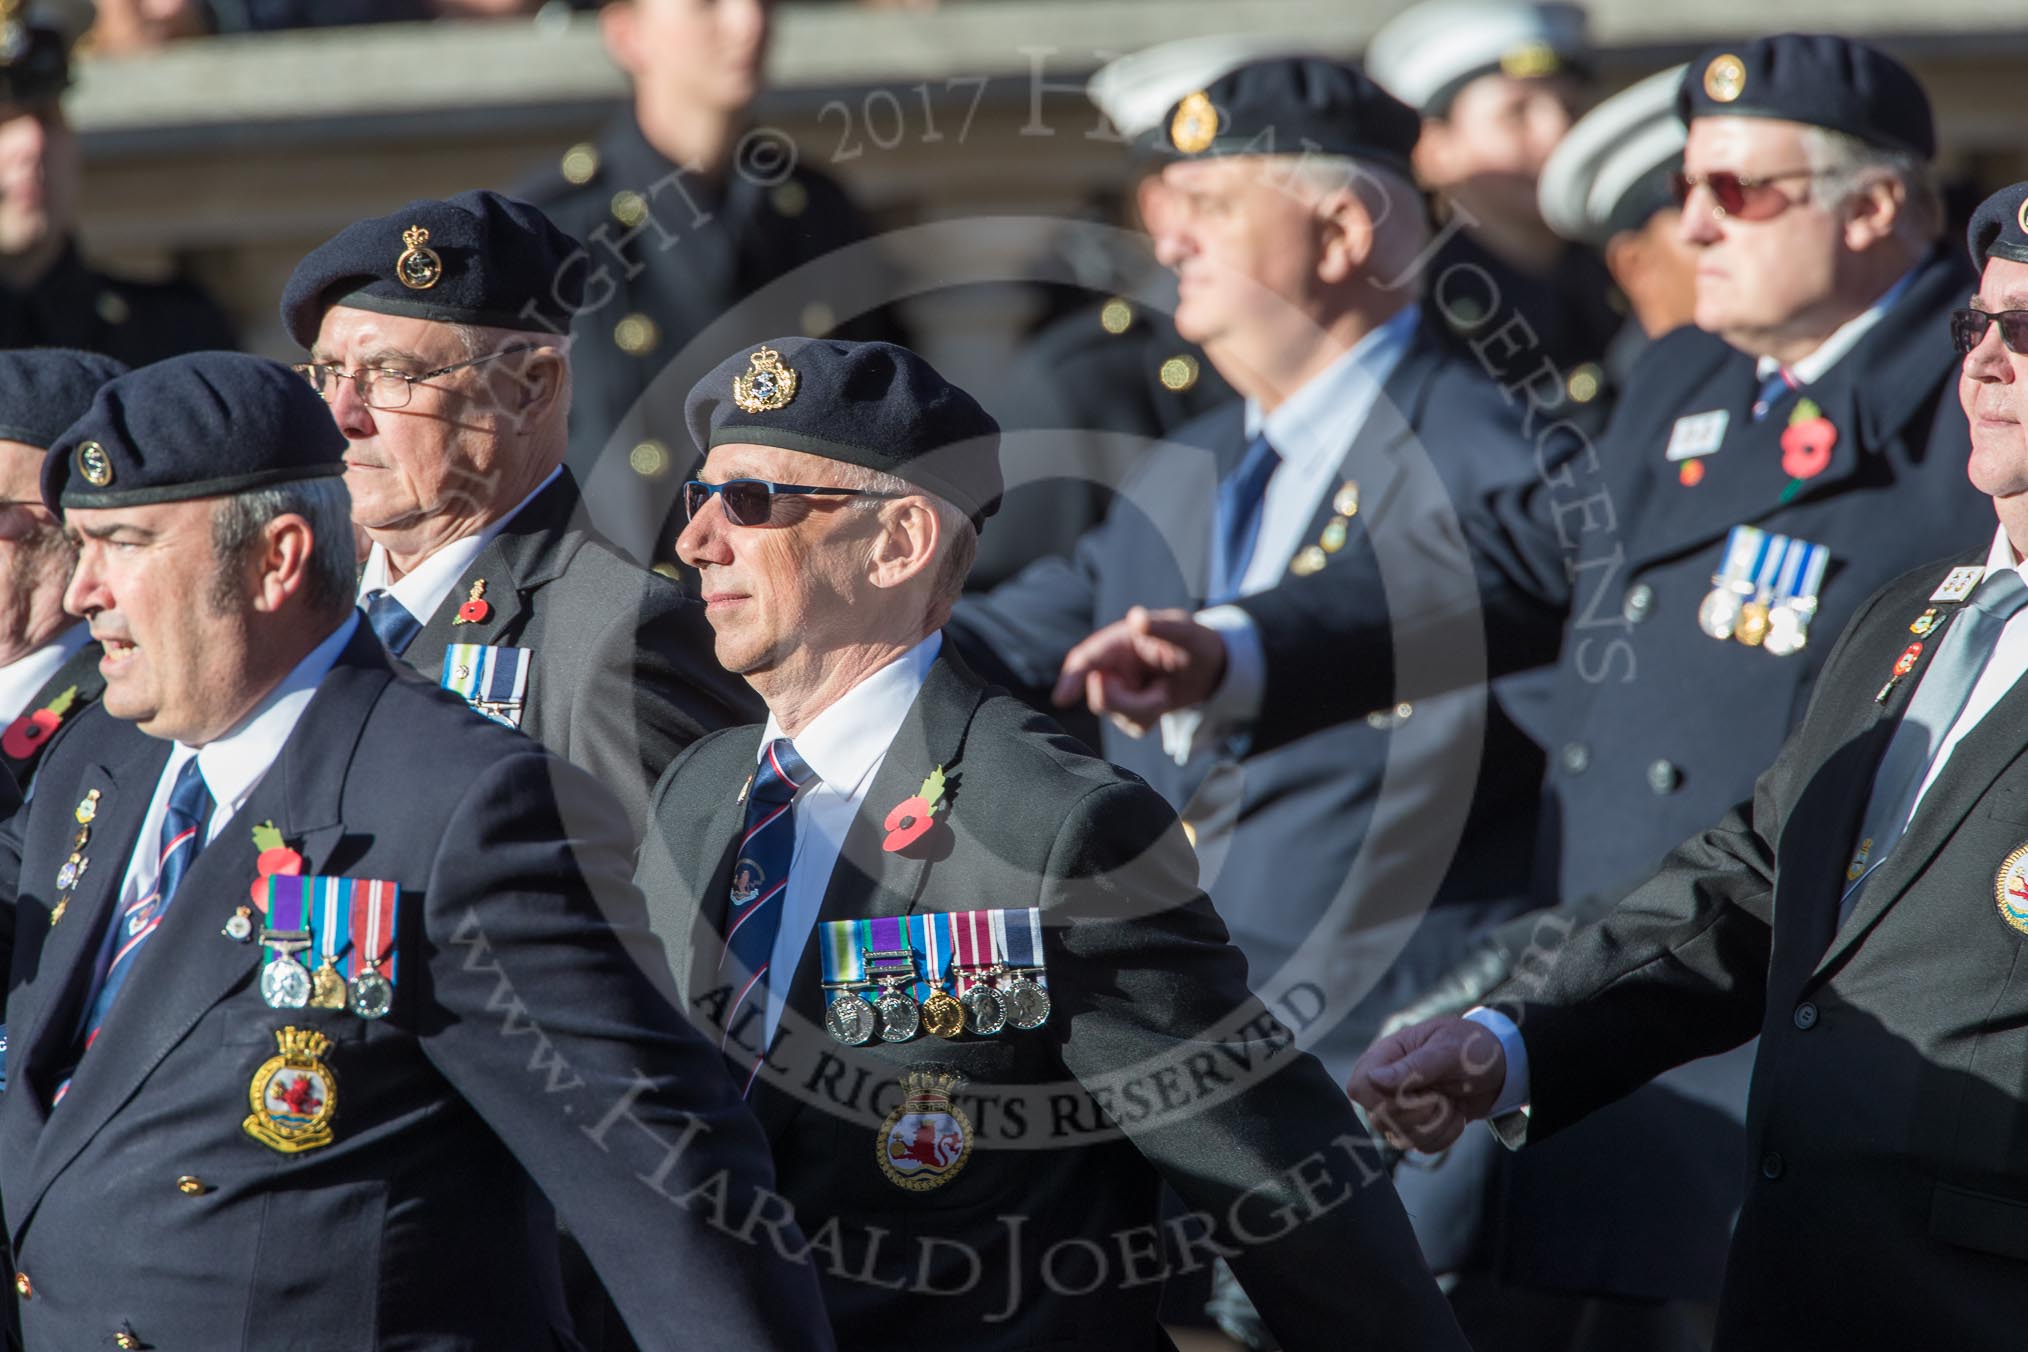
[747,651,986,1145]
[15,633,392,1236]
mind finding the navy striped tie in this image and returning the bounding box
[55,756,212,1105]
[362,589,422,655]
[722,738,815,1097]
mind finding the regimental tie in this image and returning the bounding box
[54,756,214,1106]
[1841,568,2028,924]
[1750,366,1799,422]
[721,738,816,1098]
[361,589,422,656]
[1206,433,1282,603]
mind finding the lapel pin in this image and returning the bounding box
[454,578,491,625]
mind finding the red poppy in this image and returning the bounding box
[1780,417,1837,481]
[3,686,77,760]
[883,796,935,853]
[456,597,491,624]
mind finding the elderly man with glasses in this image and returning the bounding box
[281,190,757,843]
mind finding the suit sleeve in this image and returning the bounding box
[567,583,762,845]
[947,530,1109,712]
[1045,777,1467,1352]
[1485,578,1896,1139]
[416,750,833,1351]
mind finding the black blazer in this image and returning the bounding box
[1491,547,2028,1349]
[0,626,827,1351]
[634,648,1467,1352]
[0,638,105,795]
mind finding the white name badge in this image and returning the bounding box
[1666,410,1731,462]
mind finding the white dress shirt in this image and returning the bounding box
[1161,307,1416,759]
[0,623,90,724]
[1466,524,2028,1122]
[759,632,942,1043]
[355,466,561,621]
[113,615,358,922]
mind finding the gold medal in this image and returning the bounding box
[1735,601,1771,648]
[310,959,348,1010]
[921,989,965,1040]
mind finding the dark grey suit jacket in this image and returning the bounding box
[635,647,1467,1352]
[1490,549,2028,1348]
[399,470,760,839]
[0,626,826,1351]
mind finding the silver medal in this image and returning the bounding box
[875,987,920,1043]
[825,995,876,1045]
[260,954,312,1009]
[961,984,1008,1036]
[1002,974,1052,1030]
[1697,586,1743,641]
[348,968,394,1020]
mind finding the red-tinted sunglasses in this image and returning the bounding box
[1669,168,1820,221]
[1951,308,2028,357]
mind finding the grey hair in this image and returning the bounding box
[444,322,575,426]
[1275,154,1433,284]
[827,461,977,629]
[1802,127,1940,240]
[209,476,357,619]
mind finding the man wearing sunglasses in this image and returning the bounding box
[1052,33,1990,1345]
[1343,178,2028,1350]
[633,334,1469,1351]
[280,190,758,844]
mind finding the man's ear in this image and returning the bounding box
[866,497,940,592]
[250,514,316,615]
[1841,174,1906,252]
[1317,186,1378,285]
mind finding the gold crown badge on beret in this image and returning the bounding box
[732,346,798,414]
[1703,54,1746,104]
[0,0,27,65]
[1499,41,1562,80]
[1170,90,1219,155]
[2017,198,2028,236]
[76,440,112,487]
[396,224,442,292]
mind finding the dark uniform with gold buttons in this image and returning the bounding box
[520,115,909,559]
[635,334,1469,1351]
[0,14,235,365]
[1221,34,1991,1329]
[0,352,826,1351]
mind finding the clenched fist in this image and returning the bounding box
[1348,1016,1510,1153]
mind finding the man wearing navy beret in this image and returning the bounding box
[0,350,829,1350]
[1338,179,2028,1346]
[0,350,125,793]
[632,335,1469,1350]
[282,189,758,843]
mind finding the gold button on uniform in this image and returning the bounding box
[609,190,647,228]
[628,440,669,478]
[613,314,659,356]
[560,142,599,185]
[176,1175,206,1195]
[1100,298,1135,335]
[1159,354,1200,392]
[800,301,836,337]
[770,181,808,218]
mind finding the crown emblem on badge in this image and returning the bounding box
[396,224,443,291]
[1703,54,1746,103]
[1499,41,1560,79]
[1170,90,1218,155]
[877,1065,974,1192]
[76,440,113,487]
[244,1025,339,1154]
[732,346,799,413]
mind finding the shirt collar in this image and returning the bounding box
[0,623,89,724]
[1756,265,1920,387]
[1245,305,1417,463]
[758,632,943,796]
[1984,524,2023,581]
[182,612,359,817]
[357,465,561,619]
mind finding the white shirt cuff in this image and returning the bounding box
[1463,1006,1530,1118]
[1154,605,1265,765]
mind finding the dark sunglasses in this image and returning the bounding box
[1669,168,1820,221]
[1952,308,2028,357]
[682,478,906,527]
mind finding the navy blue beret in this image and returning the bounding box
[1157,57,1422,179]
[685,338,1002,531]
[1675,34,1934,159]
[0,16,69,105]
[0,350,126,450]
[1968,183,2028,273]
[279,190,584,349]
[43,352,346,513]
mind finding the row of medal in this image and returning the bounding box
[1698,525,1830,657]
[820,909,1051,1046]
[242,874,401,1020]
[49,789,103,927]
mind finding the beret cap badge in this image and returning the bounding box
[1703,54,1746,104]
[732,346,799,414]
[2018,198,2028,236]
[1170,90,1219,155]
[1499,41,1561,80]
[76,441,112,487]
[395,224,443,292]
